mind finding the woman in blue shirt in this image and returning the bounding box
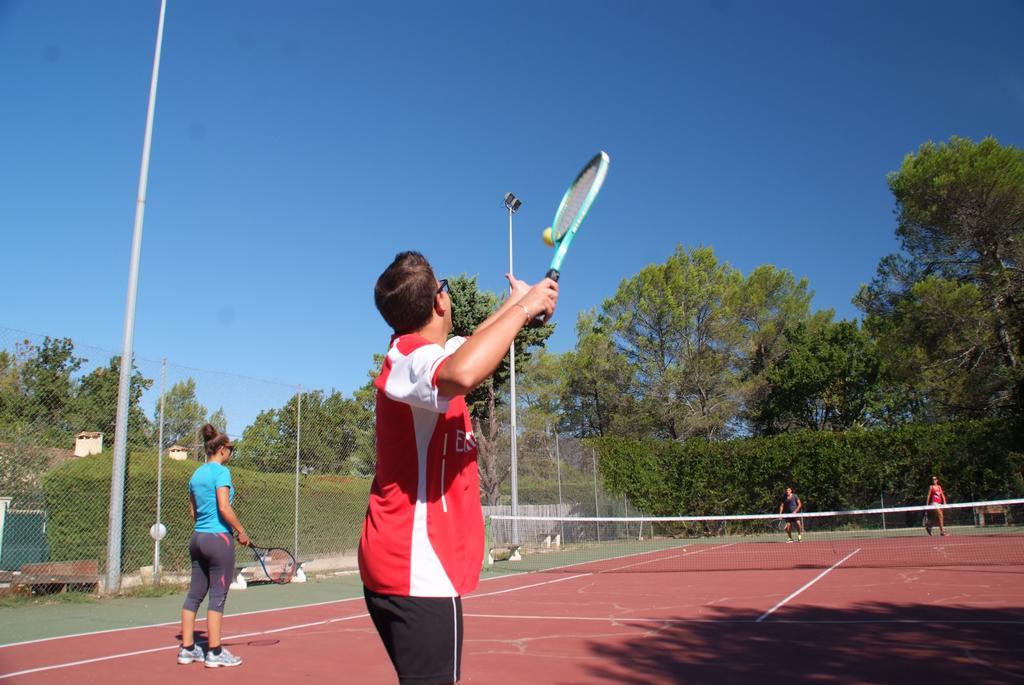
[177,423,249,668]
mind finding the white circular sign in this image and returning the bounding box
[149,523,167,541]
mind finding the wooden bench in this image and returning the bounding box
[13,560,100,594]
[975,505,1011,527]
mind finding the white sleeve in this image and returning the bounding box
[383,336,467,413]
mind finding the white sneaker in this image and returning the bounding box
[177,645,204,665]
[786,539,794,544]
[205,647,242,668]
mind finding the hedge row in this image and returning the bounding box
[593,419,1024,517]
[42,453,370,574]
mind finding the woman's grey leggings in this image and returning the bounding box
[183,532,236,613]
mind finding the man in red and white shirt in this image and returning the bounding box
[361,251,558,685]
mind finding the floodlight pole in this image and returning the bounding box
[106,0,167,593]
[504,193,521,547]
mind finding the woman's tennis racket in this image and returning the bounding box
[545,151,610,282]
[247,542,298,584]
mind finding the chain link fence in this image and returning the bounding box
[0,327,373,589]
[0,326,629,595]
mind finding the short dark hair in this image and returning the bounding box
[374,251,438,334]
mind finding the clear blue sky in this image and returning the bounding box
[2,1,1023,431]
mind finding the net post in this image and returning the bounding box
[153,358,166,585]
[483,516,492,569]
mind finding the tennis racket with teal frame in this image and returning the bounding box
[545,151,610,281]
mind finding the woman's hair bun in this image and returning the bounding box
[201,423,219,441]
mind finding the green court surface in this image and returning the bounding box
[0,574,366,646]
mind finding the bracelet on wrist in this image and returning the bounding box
[517,304,531,319]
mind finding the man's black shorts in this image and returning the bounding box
[364,587,463,685]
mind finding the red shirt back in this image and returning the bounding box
[358,334,484,597]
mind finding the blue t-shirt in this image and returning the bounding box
[189,462,234,534]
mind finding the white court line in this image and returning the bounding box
[0,644,181,680]
[0,539,715,650]
[470,573,593,598]
[470,543,737,598]
[0,613,371,679]
[606,543,737,572]
[0,571,605,678]
[0,594,367,650]
[0,562,542,651]
[489,540,698,576]
[0,543,747,678]
[755,548,861,623]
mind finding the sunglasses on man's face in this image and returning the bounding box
[437,279,449,295]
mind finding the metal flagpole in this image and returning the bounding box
[106,0,168,593]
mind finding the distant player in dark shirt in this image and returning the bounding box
[779,487,804,543]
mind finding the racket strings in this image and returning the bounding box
[554,164,600,238]
[255,547,297,583]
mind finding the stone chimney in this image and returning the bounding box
[74,432,103,457]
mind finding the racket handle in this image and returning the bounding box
[527,269,561,327]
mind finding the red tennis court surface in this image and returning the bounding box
[2,539,1022,684]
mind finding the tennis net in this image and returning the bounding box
[486,498,1024,573]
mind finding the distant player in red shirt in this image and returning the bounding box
[361,251,558,685]
[924,475,948,536]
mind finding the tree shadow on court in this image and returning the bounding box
[577,603,1024,685]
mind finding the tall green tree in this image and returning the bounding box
[19,337,83,429]
[236,389,373,475]
[752,319,880,433]
[447,274,553,505]
[600,246,744,440]
[73,356,153,448]
[857,136,1024,417]
[516,349,565,434]
[732,265,817,374]
[866,276,1006,421]
[156,378,207,457]
[208,407,228,436]
[559,314,639,438]
[349,373,379,477]
[731,264,825,431]
[0,350,23,437]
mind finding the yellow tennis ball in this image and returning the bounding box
[542,227,555,247]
